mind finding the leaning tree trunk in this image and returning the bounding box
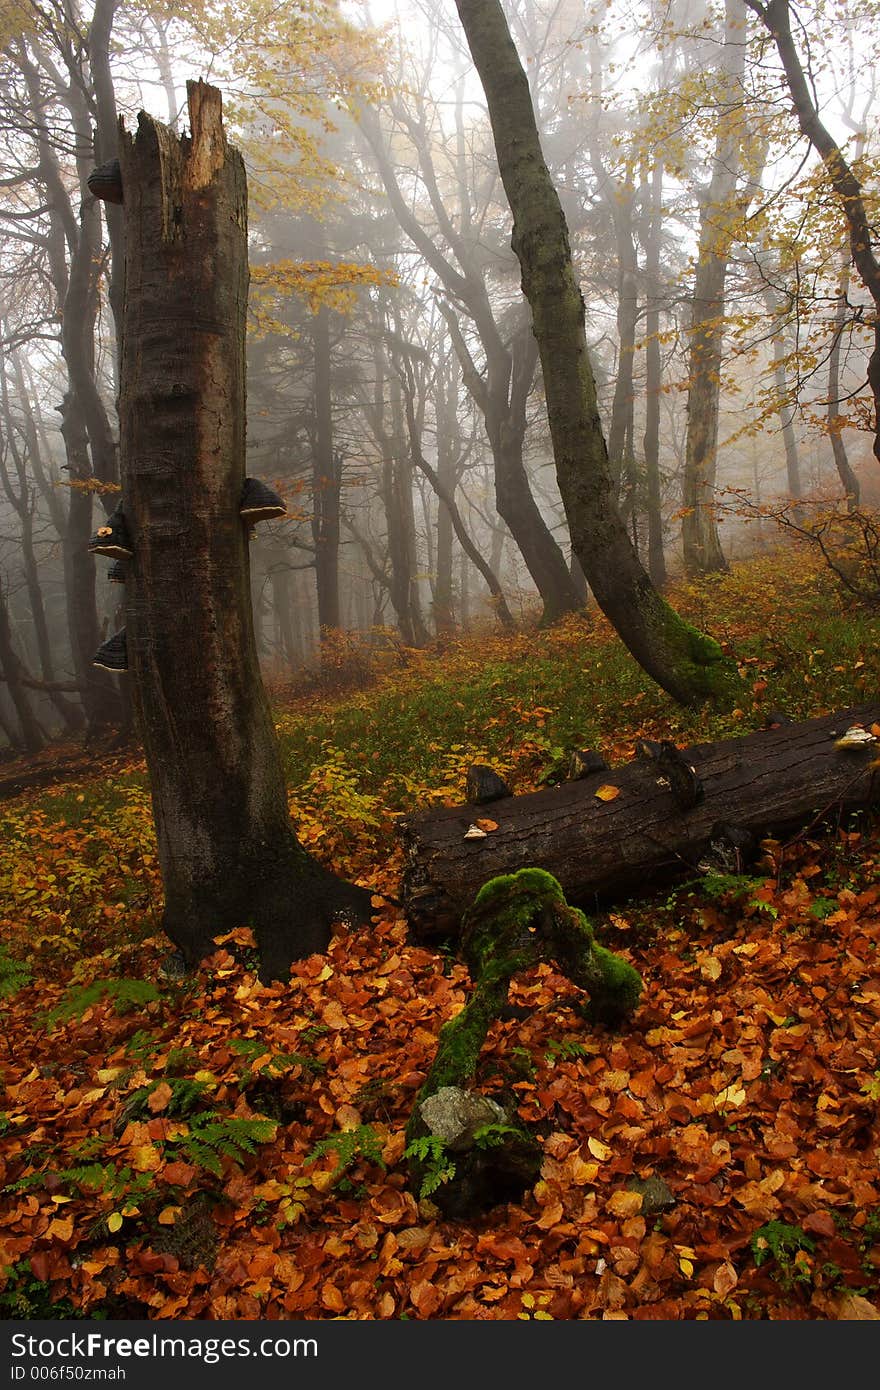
[118,81,370,978]
[746,0,880,467]
[452,0,730,706]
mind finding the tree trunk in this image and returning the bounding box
[87,0,125,358]
[57,392,123,736]
[452,0,730,705]
[681,0,748,577]
[117,81,369,978]
[399,359,515,632]
[770,321,803,502]
[827,265,860,509]
[361,106,580,625]
[400,701,880,941]
[746,0,880,466]
[433,348,457,636]
[0,582,44,754]
[312,306,341,636]
[0,356,84,733]
[642,159,667,588]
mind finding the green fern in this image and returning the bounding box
[750,1221,816,1291]
[472,1122,522,1149]
[229,1037,325,1084]
[545,1038,590,1065]
[404,1134,456,1199]
[120,1077,210,1124]
[166,1114,278,1177]
[304,1123,386,1180]
[44,978,160,1030]
[5,1161,152,1202]
[0,947,32,1001]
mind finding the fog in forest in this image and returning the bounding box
[1,0,877,752]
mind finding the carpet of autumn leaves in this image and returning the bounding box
[1,548,880,1321]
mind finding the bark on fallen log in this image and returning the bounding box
[399,702,880,942]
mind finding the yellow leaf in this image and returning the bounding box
[697,953,722,982]
[595,784,620,802]
[96,1068,124,1083]
[130,1144,161,1172]
[107,1212,124,1233]
[587,1137,612,1160]
[317,964,334,982]
[194,1070,217,1084]
[714,1084,746,1110]
[606,1190,643,1218]
[157,1207,180,1226]
[570,1157,599,1185]
[679,1256,694,1278]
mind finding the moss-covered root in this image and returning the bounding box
[413,977,509,1129]
[461,867,643,1028]
[404,868,642,1215]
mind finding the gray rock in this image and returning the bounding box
[626,1174,675,1216]
[419,1086,507,1152]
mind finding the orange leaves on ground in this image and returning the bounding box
[3,562,880,1322]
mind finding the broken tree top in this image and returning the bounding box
[399,703,880,941]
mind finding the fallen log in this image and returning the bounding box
[399,702,880,942]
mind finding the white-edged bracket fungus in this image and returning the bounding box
[240,477,286,523]
[88,505,132,559]
[92,629,127,672]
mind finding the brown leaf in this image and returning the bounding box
[713,1261,738,1297]
[320,1282,345,1313]
[535,1199,565,1230]
[837,1294,880,1320]
[147,1081,173,1114]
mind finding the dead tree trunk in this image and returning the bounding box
[118,81,370,978]
[400,702,880,941]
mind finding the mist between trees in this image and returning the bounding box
[1,0,878,750]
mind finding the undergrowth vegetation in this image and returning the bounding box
[1,549,879,1320]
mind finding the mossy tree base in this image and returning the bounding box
[406,868,643,1216]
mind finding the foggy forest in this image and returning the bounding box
[1,0,879,1329]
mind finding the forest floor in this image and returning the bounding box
[1,546,879,1321]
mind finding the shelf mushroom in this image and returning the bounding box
[87,158,123,205]
[88,505,133,559]
[240,477,286,524]
[92,629,127,673]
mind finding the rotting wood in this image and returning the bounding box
[399,702,880,942]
